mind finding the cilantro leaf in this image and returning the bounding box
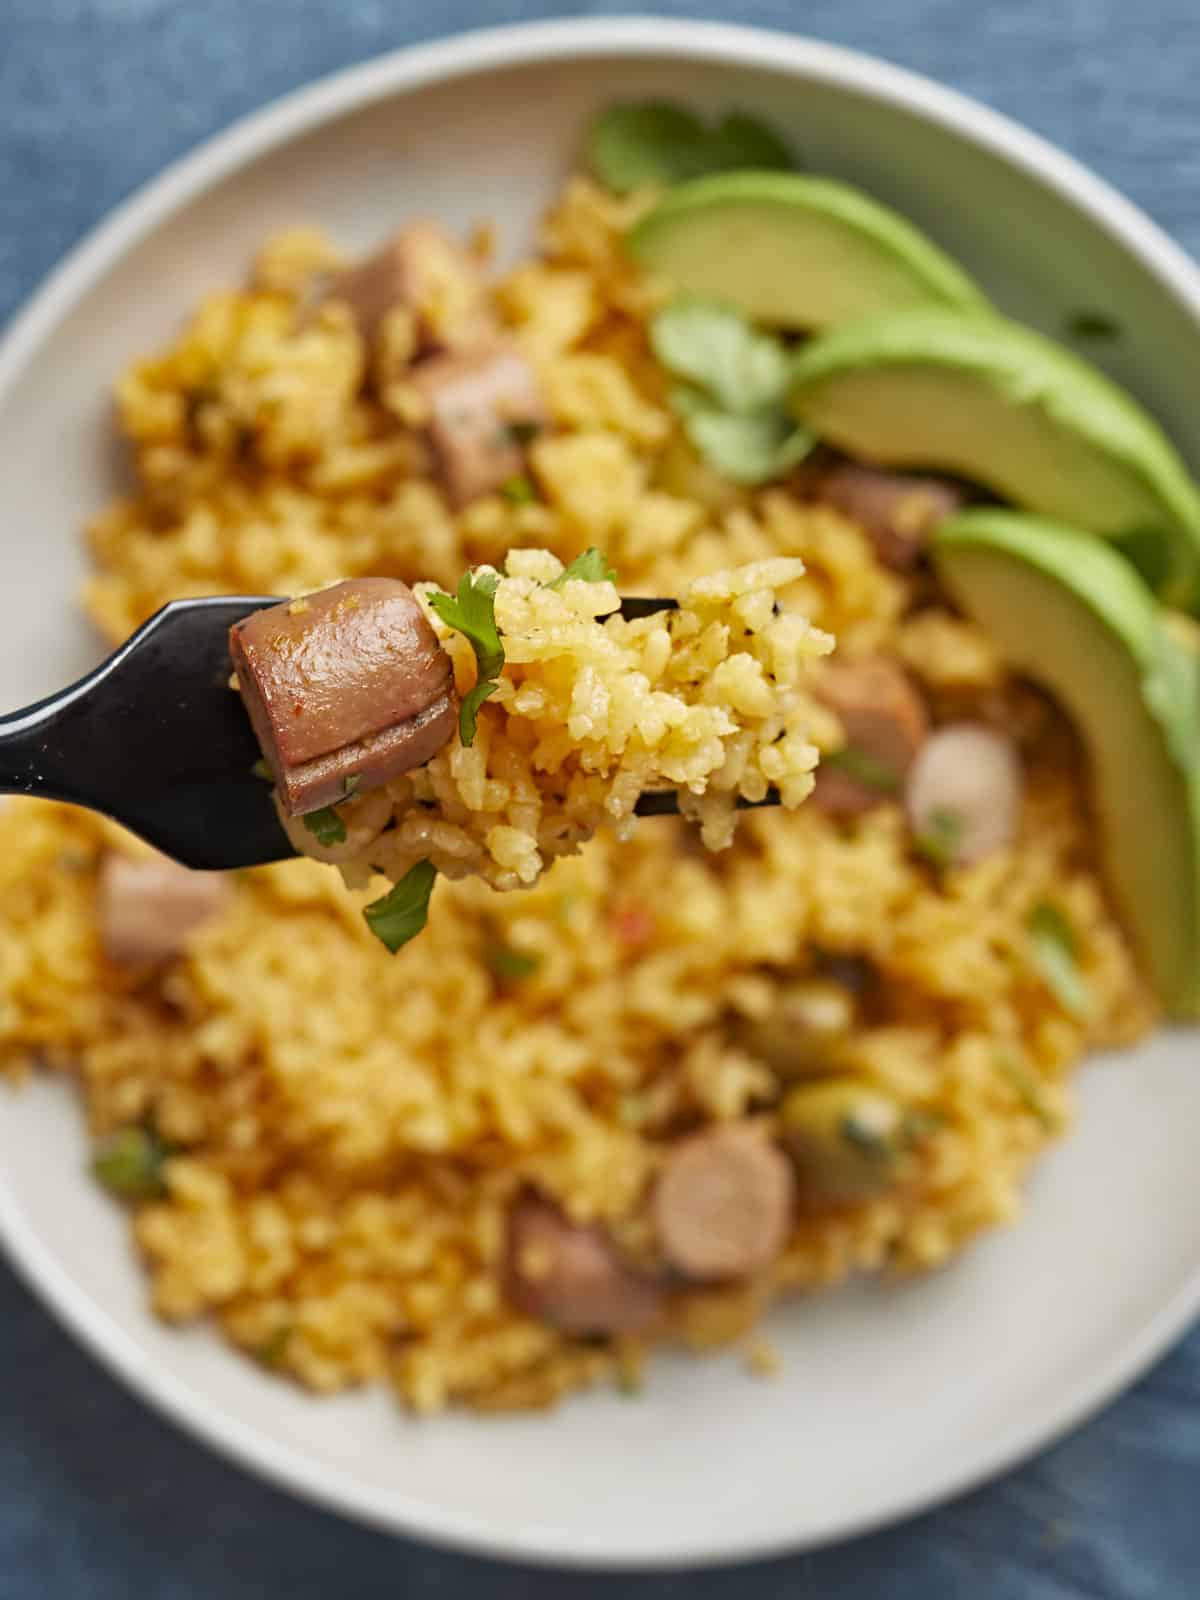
[1065,310,1121,342]
[427,570,504,747]
[652,301,814,485]
[250,757,274,782]
[913,806,966,869]
[459,678,502,745]
[652,301,790,414]
[839,1113,895,1162]
[484,941,542,981]
[302,805,347,847]
[824,745,900,794]
[902,1108,946,1143]
[707,111,795,172]
[256,1323,294,1367]
[548,547,618,589]
[1027,901,1089,1017]
[587,101,710,191]
[92,1126,172,1201]
[427,571,502,671]
[585,101,793,194]
[997,1056,1055,1130]
[500,475,538,504]
[504,419,542,447]
[363,860,438,953]
[672,388,815,485]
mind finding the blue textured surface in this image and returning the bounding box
[3,3,1200,1595]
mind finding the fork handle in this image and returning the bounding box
[0,672,111,803]
[0,598,282,868]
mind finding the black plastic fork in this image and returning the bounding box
[0,594,775,870]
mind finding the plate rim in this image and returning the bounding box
[2,14,1199,1570]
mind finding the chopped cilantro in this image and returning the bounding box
[1065,310,1121,341]
[342,775,361,800]
[500,475,538,505]
[1027,901,1089,1017]
[485,940,542,981]
[505,419,542,447]
[902,1108,946,1144]
[363,860,437,953]
[618,1094,646,1128]
[839,1114,894,1161]
[250,758,274,782]
[302,805,347,847]
[997,1056,1056,1130]
[548,547,617,588]
[427,570,504,746]
[913,806,965,869]
[256,1324,294,1367]
[92,1126,172,1201]
[824,745,900,794]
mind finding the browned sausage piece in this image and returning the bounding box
[817,462,967,571]
[410,344,547,509]
[811,656,929,817]
[99,853,230,965]
[230,578,457,816]
[654,1126,794,1281]
[327,221,497,352]
[904,722,1023,867]
[503,1190,664,1337]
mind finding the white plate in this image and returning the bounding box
[2,17,1200,1571]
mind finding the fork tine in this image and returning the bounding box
[633,788,781,818]
[616,596,678,621]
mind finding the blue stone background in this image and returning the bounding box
[2,2,1199,1594]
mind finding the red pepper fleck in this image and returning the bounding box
[611,904,655,950]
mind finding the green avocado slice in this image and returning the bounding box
[627,172,986,329]
[934,508,1200,1016]
[789,308,1200,608]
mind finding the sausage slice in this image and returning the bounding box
[817,461,967,571]
[904,722,1023,867]
[654,1126,794,1281]
[503,1191,663,1337]
[99,853,230,965]
[411,344,547,509]
[230,578,457,816]
[327,221,496,352]
[812,656,929,817]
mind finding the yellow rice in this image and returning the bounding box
[276,551,829,891]
[0,177,1156,1412]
